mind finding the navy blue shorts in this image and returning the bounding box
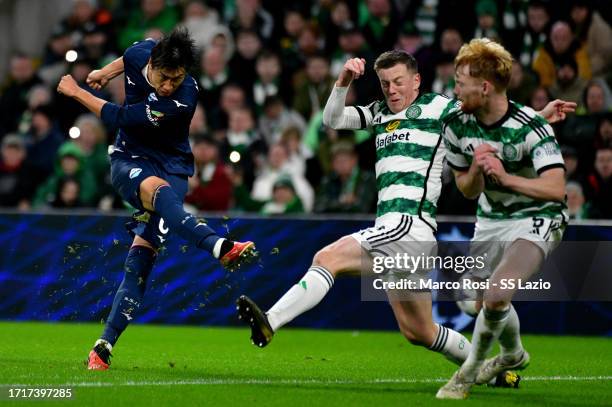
[110,147,188,248]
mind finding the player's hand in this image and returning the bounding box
[481,155,508,185]
[336,58,366,87]
[86,69,109,90]
[473,144,498,170]
[539,99,577,124]
[57,74,80,98]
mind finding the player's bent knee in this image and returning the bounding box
[484,299,510,311]
[139,176,169,211]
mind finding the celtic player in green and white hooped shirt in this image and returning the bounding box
[437,38,572,401]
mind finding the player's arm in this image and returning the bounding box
[323,58,373,130]
[537,99,577,124]
[58,74,106,116]
[58,74,184,128]
[444,124,488,199]
[86,56,125,91]
[480,124,566,201]
[480,157,565,201]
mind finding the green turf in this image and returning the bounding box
[0,321,610,406]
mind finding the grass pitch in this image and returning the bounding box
[0,321,610,406]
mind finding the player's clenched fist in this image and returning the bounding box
[86,69,109,91]
[336,57,366,87]
[57,74,80,98]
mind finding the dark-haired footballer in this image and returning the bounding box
[57,28,256,370]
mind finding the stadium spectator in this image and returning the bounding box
[569,0,612,77]
[33,142,97,207]
[584,147,612,218]
[561,145,582,183]
[0,54,42,136]
[549,57,588,105]
[252,51,282,111]
[358,0,401,55]
[293,54,334,120]
[207,83,246,132]
[180,0,227,53]
[0,135,37,208]
[473,0,500,42]
[532,20,592,88]
[50,176,83,208]
[70,114,110,191]
[198,46,230,113]
[258,96,306,146]
[227,0,274,46]
[185,134,232,211]
[566,181,590,219]
[431,52,456,98]
[507,60,538,106]
[529,86,553,111]
[594,113,612,149]
[117,0,179,51]
[23,104,64,185]
[250,142,314,211]
[314,142,375,213]
[322,1,352,55]
[228,29,262,93]
[580,79,611,115]
[234,173,304,214]
[517,0,551,67]
[280,126,310,177]
[39,26,74,85]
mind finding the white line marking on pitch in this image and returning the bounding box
[3,376,611,388]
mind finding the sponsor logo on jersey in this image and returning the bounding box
[145,104,164,126]
[406,105,422,119]
[376,129,411,149]
[385,120,400,131]
[502,143,518,160]
[533,142,560,158]
[385,120,400,132]
[129,168,142,179]
[126,76,135,86]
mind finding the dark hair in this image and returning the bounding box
[374,50,418,72]
[150,28,196,71]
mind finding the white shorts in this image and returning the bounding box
[468,215,566,279]
[351,214,437,283]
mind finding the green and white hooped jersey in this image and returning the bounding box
[442,101,568,220]
[355,93,457,231]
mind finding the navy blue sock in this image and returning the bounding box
[152,185,221,254]
[101,246,156,346]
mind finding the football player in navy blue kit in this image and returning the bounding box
[57,28,256,370]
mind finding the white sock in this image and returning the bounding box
[212,238,225,258]
[429,324,471,366]
[461,306,510,380]
[498,305,524,361]
[94,339,112,352]
[266,266,334,331]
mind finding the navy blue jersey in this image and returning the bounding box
[101,39,198,176]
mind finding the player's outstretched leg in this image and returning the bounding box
[236,236,363,347]
[143,177,257,270]
[87,242,156,370]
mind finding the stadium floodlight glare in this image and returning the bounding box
[69,126,80,139]
[65,50,78,62]
[229,151,241,163]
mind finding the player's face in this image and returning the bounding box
[377,64,420,113]
[454,64,486,114]
[149,65,186,97]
